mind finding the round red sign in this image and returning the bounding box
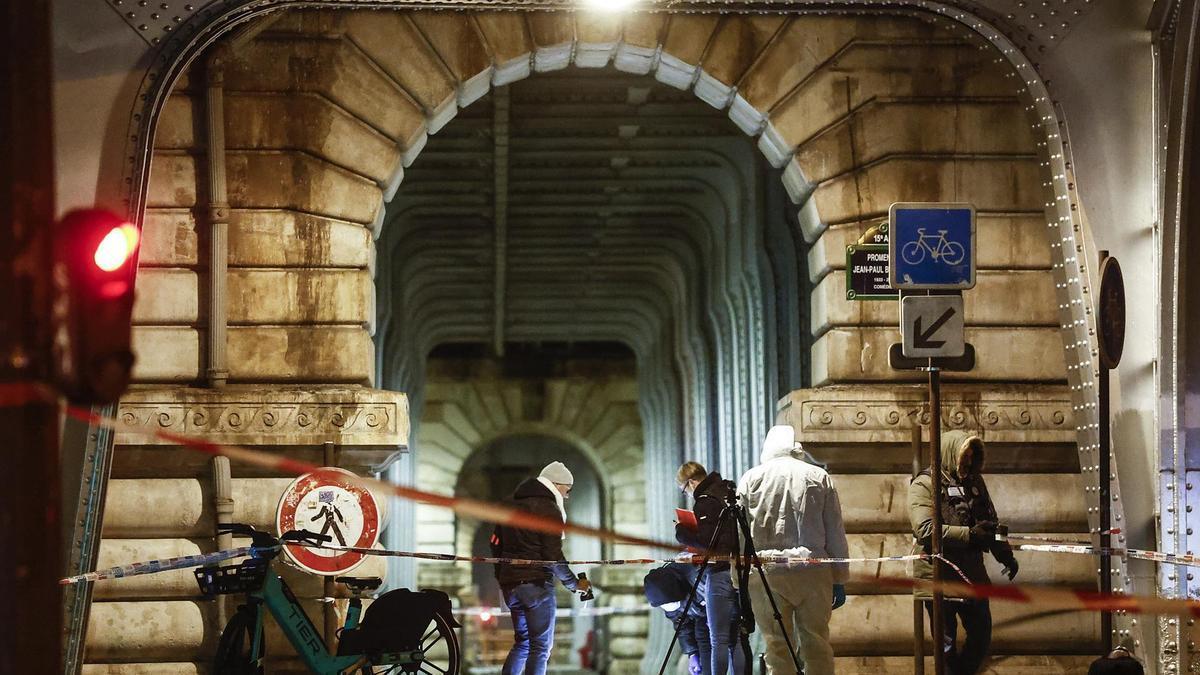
[276,467,381,576]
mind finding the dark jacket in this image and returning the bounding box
[676,472,739,569]
[647,563,708,656]
[908,430,1016,597]
[493,478,578,590]
[1088,652,1144,675]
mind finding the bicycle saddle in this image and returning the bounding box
[336,576,382,592]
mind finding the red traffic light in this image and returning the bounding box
[52,209,140,404]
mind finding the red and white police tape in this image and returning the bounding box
[52,404,1200,616]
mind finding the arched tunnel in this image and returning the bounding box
[52,3,1176,674]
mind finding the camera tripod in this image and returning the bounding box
[656,483,806,675]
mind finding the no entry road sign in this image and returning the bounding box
[277,467,381,576]
[889,203,976,290]
[901,295,965,358]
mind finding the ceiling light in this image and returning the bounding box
[582,0,636,12]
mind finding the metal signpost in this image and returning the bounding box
[886,203,977,675]
[1097,251,1124,653]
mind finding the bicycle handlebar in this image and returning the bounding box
[280,529,333,546]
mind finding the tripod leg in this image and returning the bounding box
[734,507,805,675]
[657,505,735,675]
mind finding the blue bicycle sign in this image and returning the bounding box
[889,203,975,289]
[900,229,966,266]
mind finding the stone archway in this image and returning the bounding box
[92,5,1120,673]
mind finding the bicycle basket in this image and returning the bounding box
[195,558,269,597]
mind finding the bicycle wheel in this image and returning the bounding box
[363,611,460,675]
[941,241,966,265]
[901,240,925,265]
[215,605,264,675]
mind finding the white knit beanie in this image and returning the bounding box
[539,461,574,486]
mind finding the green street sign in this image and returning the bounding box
[846,243,898,301]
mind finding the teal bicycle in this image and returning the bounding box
[195,523,461,675]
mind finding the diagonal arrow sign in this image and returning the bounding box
[913,307,956,349]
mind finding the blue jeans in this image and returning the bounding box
[705,567,745,675]
[926,599,992,675]
[502,581,557,675]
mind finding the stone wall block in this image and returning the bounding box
[226,326,374,383]
[156,94,198,150]
[225,152,381,225]
[660,15,720,67]
[810,327,1067,385]
[225,94,398,185]
[574,12,621,67]
[809,158,1041,227]
[702,15,787,93]
[808,215,1051,283]
[810,270,1057,336]
[146,153,197,208]
[409,13,493,84]
[93,538,208,600]
[526,12,575,49]
[131,326,200,382]
[226,268,372,325]
[832,656,1096,674]
[132,269,200,325]
[830,595,1098,654]
[141,209,199,267]
[84,601,213,662]
[768,43,1012,147]
[225,37,426,150]
[342,12,457,113]
[228,210,372,269]
[472,12,532,64]
[836,474,1084,533]
[796,101,1035,184]
[82,664,204,674]
[423,400,484,448]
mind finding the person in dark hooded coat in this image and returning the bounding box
[492,462,591,675]
[908,430,1019,675]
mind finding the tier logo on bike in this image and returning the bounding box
[888,202,976,290]
[276,467,381,575]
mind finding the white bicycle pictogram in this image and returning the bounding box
[900,228,966,266]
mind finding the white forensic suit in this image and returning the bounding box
[737,425,849,675]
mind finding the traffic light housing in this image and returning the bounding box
[51,209,139,404]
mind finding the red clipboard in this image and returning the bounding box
[675,508,698,530]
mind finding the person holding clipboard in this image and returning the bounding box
[675,462,745,675]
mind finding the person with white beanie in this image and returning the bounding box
[492,461,593,675]
[737,425,849,675]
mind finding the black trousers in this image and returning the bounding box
[924,599,992,675]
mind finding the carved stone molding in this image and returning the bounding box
[779,384,1074,445]
[115,386,409,448]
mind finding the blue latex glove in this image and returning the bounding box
[832,584,846,610]
[688,653,703,675]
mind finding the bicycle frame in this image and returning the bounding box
[246,567,366,674]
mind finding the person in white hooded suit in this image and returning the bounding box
[737,425,849,675]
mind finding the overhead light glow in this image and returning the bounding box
[583,0,636,12]
[94,224,140,272]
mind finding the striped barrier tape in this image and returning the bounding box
[0,382,56,407]
[1016,543,1200,568]
[454,605,652,618]
[292,541,930,569]
[1005,529,1122,546]
[59,546,263,585]
[876,573,1200,617]
[57,541,937,585]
